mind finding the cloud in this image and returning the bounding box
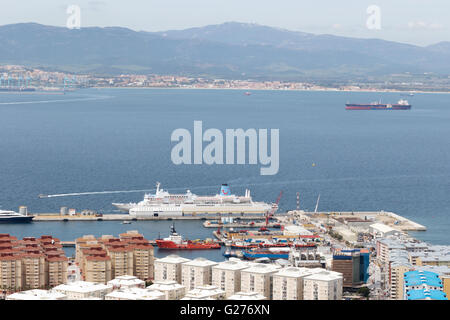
[407,21,443,30]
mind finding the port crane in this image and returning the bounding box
[259,191,282,232]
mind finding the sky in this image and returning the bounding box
[0,0,448,46]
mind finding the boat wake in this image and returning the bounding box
[0,94,113,105]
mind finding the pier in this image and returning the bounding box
[31,213,287,222]
[30,210,426,232]
[203,220,280,228]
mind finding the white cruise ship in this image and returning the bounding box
[112,183,276,218]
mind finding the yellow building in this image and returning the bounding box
[83,253,112,284]
[0,255,23,291]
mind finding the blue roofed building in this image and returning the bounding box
[403,270,445,300]
[406,289,447,300]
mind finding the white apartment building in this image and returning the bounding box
[6,289,67,300]
[240,264,279,300]
[212,260,249,298]
[183,285,225,300]
[303,270,343,300]
[108,275,146,290]
[154,255,191,283]
[272,267,318,300]
[181,257,218,291]
[52,281,113,300]
[228,291,267,300]
[147,280,186,300]
[105,287,164,300]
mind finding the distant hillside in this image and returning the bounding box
[0,22,449,80]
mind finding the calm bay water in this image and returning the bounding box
[0,88,449,260]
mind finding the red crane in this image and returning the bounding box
[259,191,282,232]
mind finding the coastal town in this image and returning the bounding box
[1,206,448,301]
[1,64,449,93]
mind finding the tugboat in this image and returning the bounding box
[156,224,221,250]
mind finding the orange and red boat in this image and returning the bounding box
[156,224,221,250]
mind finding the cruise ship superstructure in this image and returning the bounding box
[112,183,276,218]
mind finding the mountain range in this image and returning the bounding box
[0,22,449,81]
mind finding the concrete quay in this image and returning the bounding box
[31,213,287,222]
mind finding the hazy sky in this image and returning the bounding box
[0,0,448,46]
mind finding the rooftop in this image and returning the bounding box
[184,285,225,299]
[241,263,280,274]
[147,280,185,291]
[108,275,145,287]
[406,289,447,300]
[212,260,250,271]
[404,270,443,288]
[182,257,218,268]
[53,281,113,293]
[274,267,317,278]
[228,291,266,300]
[155,254,191,264]
[106,288,164,300]
[6,289,67,300]
[304,270,343,282]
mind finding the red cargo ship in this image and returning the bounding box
[156,224,221,250]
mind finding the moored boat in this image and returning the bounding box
[243,247,291,260]
[345,99,411,110]
[155,224,221,250]
[0,210,33,223]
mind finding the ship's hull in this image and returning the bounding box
[129,204,272,217]
[346,104,411,110]
[243,250,289,260]
[112,203,135,212]
[0,216,34,223]
[155,240,221,250]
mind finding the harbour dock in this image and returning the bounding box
[30,210,427,232]
[296,210,427,232]
[31,213,287,221]
[203,220,280,228]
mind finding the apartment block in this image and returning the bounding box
[240,264,279,300]
[303,270,343,300]
[273,267,318,300]
[0,234,68,291]
[212,259,249,298]
[147,280,186,300]
[181,258,218,291]
[154,255,191,283]
[75,231,154,282]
